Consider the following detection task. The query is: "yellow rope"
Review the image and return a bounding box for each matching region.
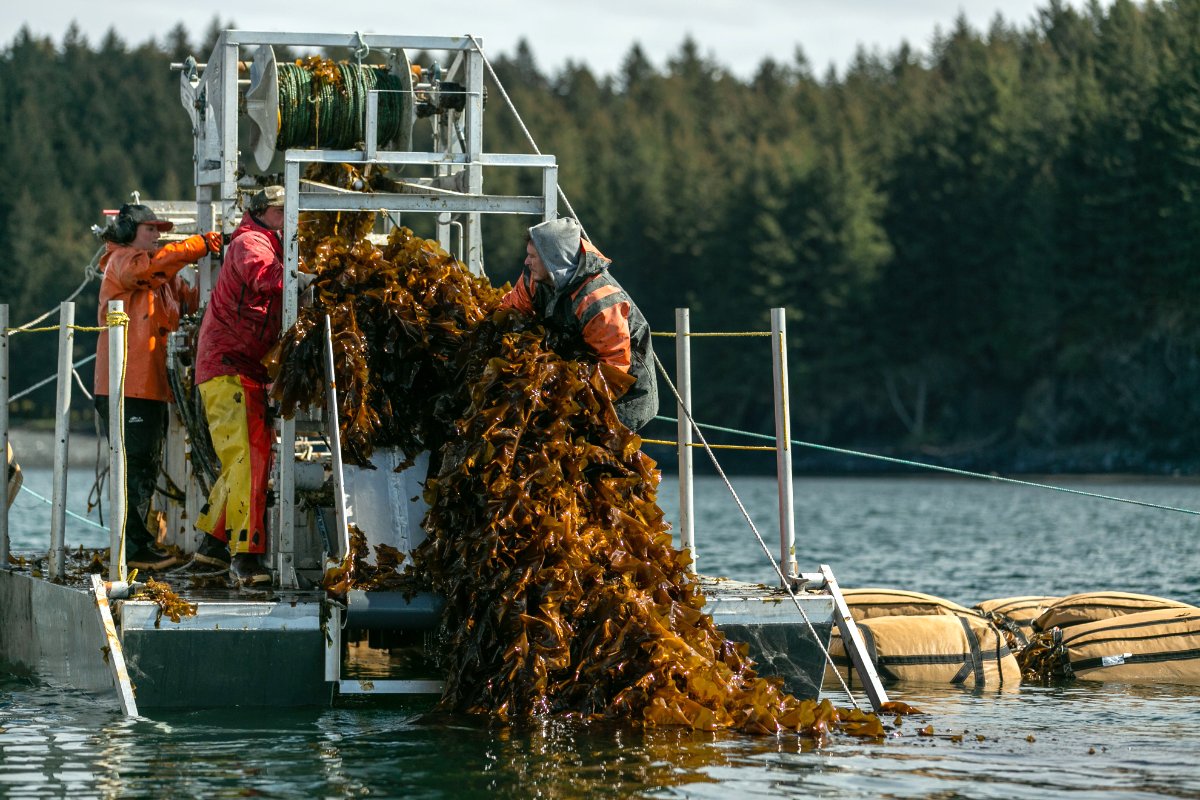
[5,320,123,335]
[651,331,772,338]
[641,438,777,452]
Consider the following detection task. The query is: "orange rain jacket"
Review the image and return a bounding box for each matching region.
[93,237,206,402]
[501,238,658,431]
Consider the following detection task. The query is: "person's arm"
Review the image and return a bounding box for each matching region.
[232,233,284,297]
[499,271,536,314]
[579,297,633,372]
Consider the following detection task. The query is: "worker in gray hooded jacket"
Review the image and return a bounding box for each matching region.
[500,217,659,431]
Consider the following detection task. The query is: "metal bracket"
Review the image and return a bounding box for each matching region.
[90,574,139,717]
[820,564,890,712]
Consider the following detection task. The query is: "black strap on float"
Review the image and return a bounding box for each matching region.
[1074,646,1200,672]
[950,616,985,686]
[846,624,882,687]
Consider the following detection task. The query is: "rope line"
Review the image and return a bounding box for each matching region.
[650,415,1200,517]
[8,245,104,333]
[641,438,775,452]
[652,331,772,338]
[465,35,586,238]
[8,355,97,405]
[14,483,107,530]
[7,323,109,335]
[462,31,857,704]
[651,352,864,708]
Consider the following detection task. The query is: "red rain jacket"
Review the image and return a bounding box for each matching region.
[195,212,284,385]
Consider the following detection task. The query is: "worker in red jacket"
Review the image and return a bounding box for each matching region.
[94,204,220,572]
[191,186,288,587]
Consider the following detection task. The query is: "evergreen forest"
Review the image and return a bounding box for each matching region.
[2,0,1199,474]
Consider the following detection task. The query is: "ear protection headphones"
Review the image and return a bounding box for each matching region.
[100,205,139,245]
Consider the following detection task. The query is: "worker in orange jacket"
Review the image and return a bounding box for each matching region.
[500,217,658,431]
[94,204,221,572]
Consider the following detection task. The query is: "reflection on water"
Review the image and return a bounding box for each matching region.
[3,473,1200,797]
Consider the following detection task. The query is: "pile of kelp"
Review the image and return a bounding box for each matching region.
[271,201,895,736]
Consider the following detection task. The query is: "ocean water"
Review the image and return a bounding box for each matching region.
[3,467,1200,799]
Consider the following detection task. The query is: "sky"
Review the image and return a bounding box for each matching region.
[6,0,1087,78]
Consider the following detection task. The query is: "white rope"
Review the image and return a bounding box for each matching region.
[465,35,588,240]
[14,483,107,531]
[651,351,864,709]
[11,245,104,332]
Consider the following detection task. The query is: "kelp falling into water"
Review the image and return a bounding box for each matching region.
[271,211,900,737]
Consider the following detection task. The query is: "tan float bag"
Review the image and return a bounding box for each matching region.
[842,587,979,622]
[1025,608,1200,685]
[827,613,1022,689]
[975,595,1061,650]
[1032,592,1196,633]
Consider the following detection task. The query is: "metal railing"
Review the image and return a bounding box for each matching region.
[0,301,129,582]
[645,307,798,580]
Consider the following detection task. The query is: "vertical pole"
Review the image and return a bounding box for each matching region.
[1,305,9,570]
[277,157,302,589]
[464,42,485,275]
[365,90,379,161]
[542,165,559,222]
[49,302,74,581]
[675,309,696,574]
[107,301,127,582]
[771,307,798,582]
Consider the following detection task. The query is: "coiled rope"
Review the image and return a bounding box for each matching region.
[277,59,405,150]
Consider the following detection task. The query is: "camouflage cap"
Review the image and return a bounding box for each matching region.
[248,185,285,213]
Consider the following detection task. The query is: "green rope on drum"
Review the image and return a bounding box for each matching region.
[276,60,404,152]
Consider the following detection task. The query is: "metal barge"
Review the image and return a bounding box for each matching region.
[0,30,882,716]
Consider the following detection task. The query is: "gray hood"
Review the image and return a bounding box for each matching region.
[529,218,582,291]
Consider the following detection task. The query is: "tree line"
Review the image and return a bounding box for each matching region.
[2,1,1198,473]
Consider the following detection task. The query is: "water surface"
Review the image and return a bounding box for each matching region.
[3,469,1199,798]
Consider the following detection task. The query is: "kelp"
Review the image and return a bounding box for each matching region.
[273,203,904,737]
[270,220,504,465]
[139,579,198,625]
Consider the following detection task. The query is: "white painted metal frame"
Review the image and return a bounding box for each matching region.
[771,308,798,581]
[106,301,127,582]
[674,309,695,573]
[48,303,73,581]
[186,30,562,588]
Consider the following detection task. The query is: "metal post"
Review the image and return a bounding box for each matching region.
[48,302,74,581]
[276,157,302,588]
[542,165,559,222]
[1,305,9,570]
[365,90,379,161]
[464,43,485,274]
[675,308,696,574]
[107,301,127,582]
[770,308,798,581]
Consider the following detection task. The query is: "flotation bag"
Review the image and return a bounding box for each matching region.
[1031,592,1197,633]
[1020,608,1200,685]
[842,587,980,622]
[827,613,1021,689]
[5,442,20,508]
[974,595,1060,650]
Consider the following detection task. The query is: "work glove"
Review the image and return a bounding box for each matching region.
[204,231,223,253]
